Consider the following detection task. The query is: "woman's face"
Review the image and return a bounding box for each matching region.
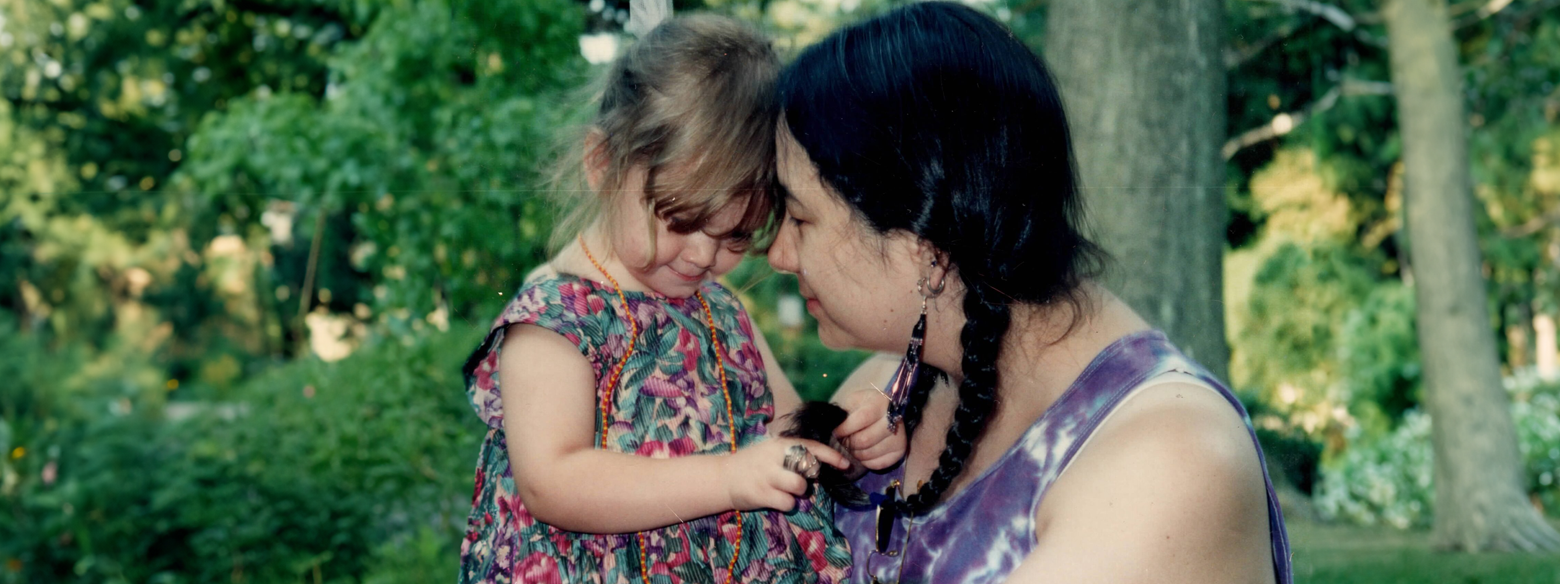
[768,125,927,352]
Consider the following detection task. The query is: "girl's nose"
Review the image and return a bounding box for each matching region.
[684,235,718,269]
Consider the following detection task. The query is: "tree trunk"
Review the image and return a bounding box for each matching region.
[1044,0,1229,381]
[1383,0,1560,552]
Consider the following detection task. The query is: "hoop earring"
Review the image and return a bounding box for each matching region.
[884,261,944,432]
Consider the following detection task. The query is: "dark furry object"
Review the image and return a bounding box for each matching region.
[779,401,871,508]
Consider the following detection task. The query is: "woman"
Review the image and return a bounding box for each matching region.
[768,3,1291,583]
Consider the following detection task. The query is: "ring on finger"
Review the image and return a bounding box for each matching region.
[796,454,820,479]
[783,444,820,480]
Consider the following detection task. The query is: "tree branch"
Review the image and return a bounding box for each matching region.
[295,210,326,352]
[1226,18,1307,69]
[1222,79,1393,159]
[1459,0,1560,29]
[1502,208,1560,238]
[1453,0,1516,28]
[1251,0,1358,29]
[1247,0,1387,46]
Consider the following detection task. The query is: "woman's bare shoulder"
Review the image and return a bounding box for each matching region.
[1023,380,1275,584]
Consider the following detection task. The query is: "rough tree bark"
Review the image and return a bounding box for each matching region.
[1045,0,1230,380]
[1383,0,1560,552]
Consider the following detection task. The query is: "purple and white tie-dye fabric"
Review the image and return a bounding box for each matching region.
[836,330,1292,584]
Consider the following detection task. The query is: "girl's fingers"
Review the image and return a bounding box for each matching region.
[861,452,902,471]
[834,401,884,437]
[768,493,798,512]
[843,423,893,452]
[853,437,902,463]
[796,439,850,469]
[776,472,808,497]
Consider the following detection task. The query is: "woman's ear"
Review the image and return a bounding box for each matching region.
[583,128,609,192]
[921,242,953,295]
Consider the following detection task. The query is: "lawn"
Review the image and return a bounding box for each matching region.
[1290,519,1560,584]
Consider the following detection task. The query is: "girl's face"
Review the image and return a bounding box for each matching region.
[605,164,751,298]
[767,125,927,351]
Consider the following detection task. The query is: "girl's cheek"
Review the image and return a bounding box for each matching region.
[712,250,742,276]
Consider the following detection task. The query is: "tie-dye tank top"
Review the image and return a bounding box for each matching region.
[835,330,1292,584]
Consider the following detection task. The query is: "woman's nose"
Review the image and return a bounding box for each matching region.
[767,222,799,274]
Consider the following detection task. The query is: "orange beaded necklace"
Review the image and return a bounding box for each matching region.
[579,237,744,584]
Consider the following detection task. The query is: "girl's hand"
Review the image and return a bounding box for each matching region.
[723,439,850,512]
[833,388,908,470]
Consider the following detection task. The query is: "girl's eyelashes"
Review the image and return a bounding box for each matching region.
[723,231,754,252]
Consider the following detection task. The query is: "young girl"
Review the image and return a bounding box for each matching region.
[458,14,890,584]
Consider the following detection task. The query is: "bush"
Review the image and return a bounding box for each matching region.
[1314,393,1560,528]
[1514,393,1560,513]
[1313,410,1434,528]
[2,324,485,583]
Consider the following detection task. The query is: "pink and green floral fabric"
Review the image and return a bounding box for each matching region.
[458,273,851,584]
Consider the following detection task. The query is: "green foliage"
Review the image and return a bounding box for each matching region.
[1218,2,1560,529]
[175,0,586,337]
[360,526,461,584]
[1337,283,1421,432]
[0,0,371,353]
[1232,240,1381,434]
[1,322,485,583]
[1314,410,1434,529]
[1315,392,1560,529]
[1515,393,1560,513]
[5,0,1560,572]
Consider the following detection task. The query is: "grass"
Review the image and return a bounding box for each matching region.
[1290,519,1560,584]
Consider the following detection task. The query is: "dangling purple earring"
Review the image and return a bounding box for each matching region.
[885,260,944,433]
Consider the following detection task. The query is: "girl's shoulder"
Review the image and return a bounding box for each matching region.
[493,270,614,331]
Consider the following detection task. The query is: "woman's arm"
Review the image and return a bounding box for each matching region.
[1004,382,1277,584]
[499,324,847,534]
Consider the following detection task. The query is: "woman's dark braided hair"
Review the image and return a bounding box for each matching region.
[778,1,1106,516]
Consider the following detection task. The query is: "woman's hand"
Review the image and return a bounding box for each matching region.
[722,439,850,512]
[833,387,907,470]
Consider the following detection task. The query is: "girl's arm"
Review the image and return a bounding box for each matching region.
[499,323,847,534]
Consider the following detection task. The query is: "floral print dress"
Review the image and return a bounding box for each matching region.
[458,273,851,584]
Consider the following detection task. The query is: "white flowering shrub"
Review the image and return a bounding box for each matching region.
[1315,394,1560,528]
[1314,410,1434,528]
[1514,393,1560,512]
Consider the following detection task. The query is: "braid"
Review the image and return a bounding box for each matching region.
[898,280,1009,516]
[778,0,1107,520]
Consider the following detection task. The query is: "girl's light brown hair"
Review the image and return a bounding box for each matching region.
[548,14,783,254]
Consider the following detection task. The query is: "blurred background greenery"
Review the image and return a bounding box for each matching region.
[3,0,1560,581]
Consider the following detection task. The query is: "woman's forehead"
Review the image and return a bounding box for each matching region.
[775,130,825,205]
